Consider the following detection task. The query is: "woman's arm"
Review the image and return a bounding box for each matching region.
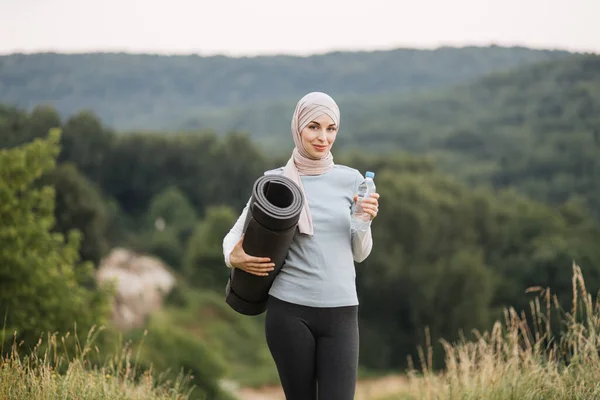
[222,197,251,268]
[223,168,284,269]
[352,227,373,263]
[350,170,375,263]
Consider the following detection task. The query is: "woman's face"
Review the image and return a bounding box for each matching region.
[299,113,338,159]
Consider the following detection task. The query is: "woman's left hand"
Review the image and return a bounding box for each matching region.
[353,192,380,220]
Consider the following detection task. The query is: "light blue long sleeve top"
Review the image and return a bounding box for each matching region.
[222,164,373,308]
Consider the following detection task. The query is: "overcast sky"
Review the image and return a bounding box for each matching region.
[1,0,598,56]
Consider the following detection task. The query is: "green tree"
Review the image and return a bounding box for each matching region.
[26,105,62,143]
[146,186,197,236]
[355,163,600,371]
[135,186,198,270]
[184,205,237,290]
[0,129,110,346]
[356,169,495,370]
[102,132,267,217]
[0,104,62,149]
[58,110,114,184]
[129,321,236,400]
[101,133,220,216]
[140,229,185,271]
[42,162,109,266]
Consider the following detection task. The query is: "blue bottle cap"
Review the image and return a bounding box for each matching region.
[366,171,375,179]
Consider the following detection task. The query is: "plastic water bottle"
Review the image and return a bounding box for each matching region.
[351,171,376,232]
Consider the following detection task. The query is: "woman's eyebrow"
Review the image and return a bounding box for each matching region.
[309,121,337,127]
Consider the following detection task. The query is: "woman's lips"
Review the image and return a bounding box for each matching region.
[313,144,327,151]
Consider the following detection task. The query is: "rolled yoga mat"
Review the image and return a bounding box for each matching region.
[225,174,304,316]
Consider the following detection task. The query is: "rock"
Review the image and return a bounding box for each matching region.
[97,247,176,330]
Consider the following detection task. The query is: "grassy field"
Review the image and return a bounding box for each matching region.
[0,325,193,400]
[2,262,599,399]
[377,262,600,400]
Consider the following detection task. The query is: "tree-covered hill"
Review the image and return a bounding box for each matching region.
[0,46,570,130]
[183,53,600,217]
[352,53,600,216]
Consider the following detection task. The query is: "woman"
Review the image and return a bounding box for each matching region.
[222,92,379,399]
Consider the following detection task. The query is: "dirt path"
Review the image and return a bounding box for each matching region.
[232,374,408,400]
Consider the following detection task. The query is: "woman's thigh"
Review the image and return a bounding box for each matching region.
[265,296,318,400]
[315,305,359,400]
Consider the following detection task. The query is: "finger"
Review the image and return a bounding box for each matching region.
[365,204,378,214]
[245,255,272,263]
[245,265,275,275]
[245,262,276,270]
[244,269,270,277]
[370,193,380,200]
[361,202,378,210]
[365,209,377,219]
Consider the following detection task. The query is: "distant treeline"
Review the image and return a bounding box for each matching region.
[0,46,570,129]
[183,54,600,220]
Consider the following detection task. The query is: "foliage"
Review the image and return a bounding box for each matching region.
[0,104,61,148]
[0,130,111,346]
[101,132,268,217]
[133,186,199,270]
[184,205,238,290]
[355,165,600,371]
[42,162,109,266]
[204,54,600,218]
[58,110,115,185]
[379,264,600,400]
[0,46,569,130]
[126,320,236,400]
[147,186,197,236]
[139,228,186,271]
[156,284,280,388]
[2,49,600,388]
[0,326,194,400]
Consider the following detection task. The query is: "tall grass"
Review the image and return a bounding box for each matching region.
[5,262,599,399]
[0,325,195,400]
[381,262,600,400]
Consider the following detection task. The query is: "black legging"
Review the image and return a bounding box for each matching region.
[265,295,359,400]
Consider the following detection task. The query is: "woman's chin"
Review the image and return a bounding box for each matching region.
[312,151,330,160]
[301,144,332,160]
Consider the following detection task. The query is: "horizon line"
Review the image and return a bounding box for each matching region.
[1,41,598,58]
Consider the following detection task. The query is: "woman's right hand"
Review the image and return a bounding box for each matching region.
[229,234,275,276]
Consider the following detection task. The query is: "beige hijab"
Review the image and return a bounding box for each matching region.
[282,92,340,235]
